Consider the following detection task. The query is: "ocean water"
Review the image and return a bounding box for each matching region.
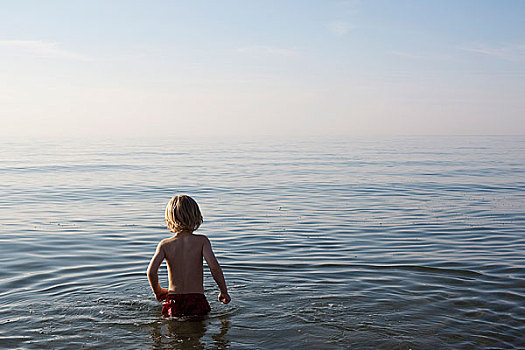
[0,135,524,349]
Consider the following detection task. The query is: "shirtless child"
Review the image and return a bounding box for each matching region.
[147,195,230,318]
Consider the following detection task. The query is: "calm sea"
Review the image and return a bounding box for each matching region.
[0,136,524,349]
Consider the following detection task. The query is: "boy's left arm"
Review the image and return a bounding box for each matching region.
[147,242,168,302]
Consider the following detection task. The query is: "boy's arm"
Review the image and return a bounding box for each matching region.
[203,237,231,304]
[147,241,168,302]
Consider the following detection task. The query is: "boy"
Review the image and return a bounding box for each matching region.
[147,195,230,318]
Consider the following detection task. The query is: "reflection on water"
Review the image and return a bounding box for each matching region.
[150,317,231,350]
[0,136,524,349]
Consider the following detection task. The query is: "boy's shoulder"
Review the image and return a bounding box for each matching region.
[157,236,178,249]
[190,233,210,243]
[159,233,209,246]
[159,237,174,245]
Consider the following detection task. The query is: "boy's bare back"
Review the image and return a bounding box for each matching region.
[148,230,229,301]
[161,232,206,293]
[158,232,220,294]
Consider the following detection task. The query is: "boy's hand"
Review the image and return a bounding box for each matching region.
[155,288,169,302]
[218,291,231,304]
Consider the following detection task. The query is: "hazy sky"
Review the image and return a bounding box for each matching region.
[1,0,524,138]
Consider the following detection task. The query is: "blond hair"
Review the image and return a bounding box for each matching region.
[165,195,203,232]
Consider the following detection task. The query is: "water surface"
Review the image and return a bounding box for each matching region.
[1,136,524,349]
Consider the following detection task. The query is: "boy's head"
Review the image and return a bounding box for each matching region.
[165,195,203,233]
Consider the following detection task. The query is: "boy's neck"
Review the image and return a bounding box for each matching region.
[174,229,193,237]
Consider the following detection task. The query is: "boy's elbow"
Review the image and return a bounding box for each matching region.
[146,267,157,278]
[209,264,221,273]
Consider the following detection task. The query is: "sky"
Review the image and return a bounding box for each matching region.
[0,0,524,138]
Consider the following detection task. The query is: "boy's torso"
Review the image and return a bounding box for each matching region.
[162,233,206,294]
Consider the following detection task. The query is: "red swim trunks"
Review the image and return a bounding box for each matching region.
[162,293,211,318]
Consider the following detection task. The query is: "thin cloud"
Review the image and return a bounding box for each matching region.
[389,50,458,63]
[0,40,90,61]
[326,20,353,37]
[390,51,424,59]
[460,43,525,62]
[335,0,360,15]
[237,45,299,58]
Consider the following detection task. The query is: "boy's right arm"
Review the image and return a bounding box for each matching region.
[147,241,168,302]
[203,236,231,304]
